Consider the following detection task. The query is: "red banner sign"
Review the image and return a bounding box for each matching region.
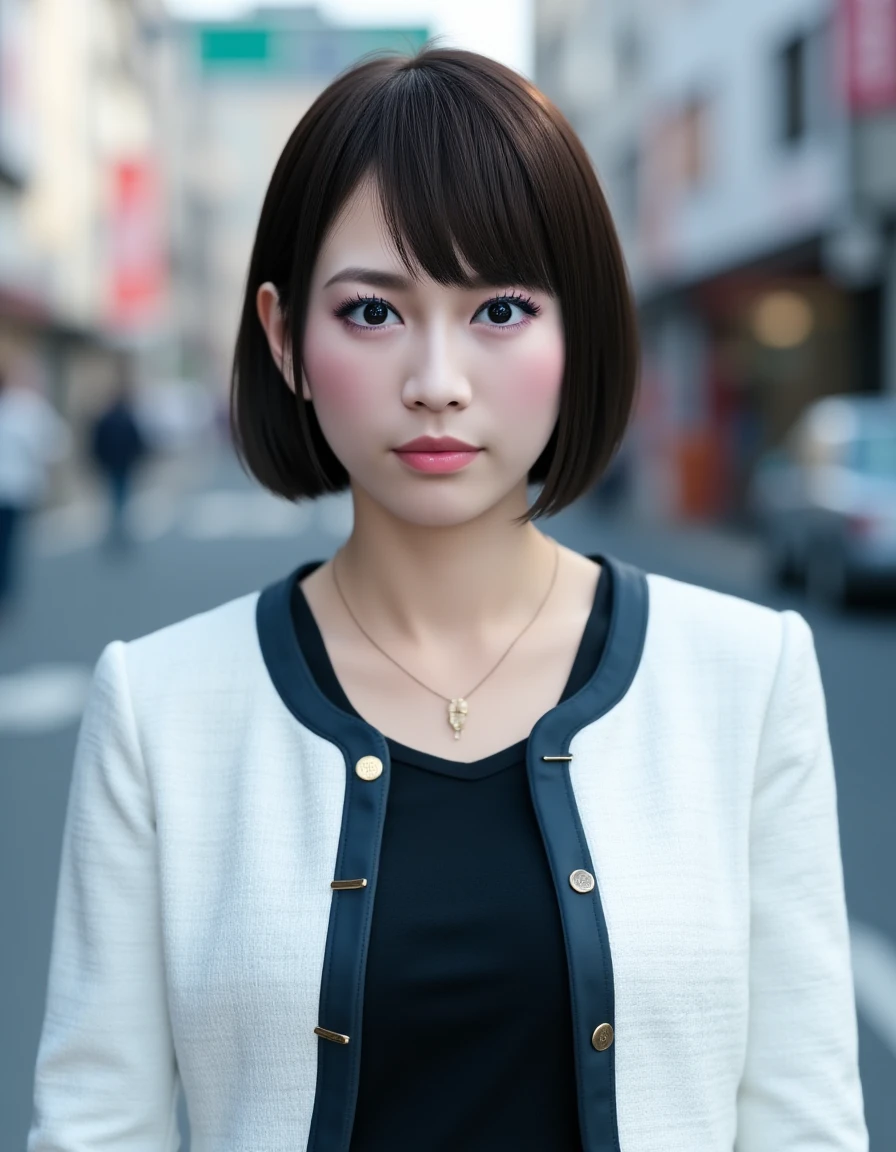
[843,0,896,111]
[106,158,167,331]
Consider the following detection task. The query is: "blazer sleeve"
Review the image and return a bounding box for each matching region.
[735,609,868,1150]
[27,641,181,1151]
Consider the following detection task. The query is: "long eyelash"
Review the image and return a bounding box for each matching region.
[333,292,387,318]
[481,291,541,317]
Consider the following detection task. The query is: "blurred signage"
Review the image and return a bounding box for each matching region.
[198,25,429,78]
[843,0,896,111]
[106,159,167,332]
[0,0,33,184]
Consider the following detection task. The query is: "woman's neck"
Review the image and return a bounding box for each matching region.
[334,484,557,648]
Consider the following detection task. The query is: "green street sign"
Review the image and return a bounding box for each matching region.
[198,25,430,77]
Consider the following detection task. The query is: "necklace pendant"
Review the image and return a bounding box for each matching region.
[448,697,468,739]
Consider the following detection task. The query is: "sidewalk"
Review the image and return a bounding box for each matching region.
[32,439,219,556]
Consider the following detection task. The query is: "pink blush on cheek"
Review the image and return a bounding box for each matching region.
[301,340,377,412]
[501,344,564,410]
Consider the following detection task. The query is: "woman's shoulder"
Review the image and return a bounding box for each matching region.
[75,587,276,777]
[642,567,791,678]
[645,568,780,625]
[114,586,267,706]
[129,586,260,657]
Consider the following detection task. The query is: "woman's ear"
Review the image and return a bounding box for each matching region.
[256,282,297,395]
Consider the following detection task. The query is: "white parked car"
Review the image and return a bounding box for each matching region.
[748,394,896,607]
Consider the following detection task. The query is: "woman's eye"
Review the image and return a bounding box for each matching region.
[335,291,540,332]
[335,296,401,330]
[473,295,540,328]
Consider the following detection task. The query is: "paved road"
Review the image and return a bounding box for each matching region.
[2,445,894,1148]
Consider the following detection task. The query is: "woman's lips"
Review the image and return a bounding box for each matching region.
[392,448,482,474]
[392,434,482,473]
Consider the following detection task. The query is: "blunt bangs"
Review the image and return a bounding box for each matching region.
[231,47,639,520]
[359,71,557,296]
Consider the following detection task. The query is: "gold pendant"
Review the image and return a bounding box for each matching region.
[448,697,468,740]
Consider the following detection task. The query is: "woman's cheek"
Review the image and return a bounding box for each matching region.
[502,341,564,417]
[302,332,383,417]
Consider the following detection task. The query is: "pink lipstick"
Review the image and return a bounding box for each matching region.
[393,436,482,474]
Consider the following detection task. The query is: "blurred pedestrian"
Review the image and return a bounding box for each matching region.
[89,363,149,550]
[0,365,72,621]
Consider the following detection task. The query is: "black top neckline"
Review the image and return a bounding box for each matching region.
[256,549,649,787]
[289,555,613,780]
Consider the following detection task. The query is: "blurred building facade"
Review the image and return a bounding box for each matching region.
[164,8,429,397]
[0,2,432,494]
[0,0,170,464]
[537,0,896,522]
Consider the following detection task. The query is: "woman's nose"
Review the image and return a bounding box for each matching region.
[400,328,473,411]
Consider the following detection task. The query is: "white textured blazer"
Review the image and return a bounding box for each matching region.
[27,552,868,1152]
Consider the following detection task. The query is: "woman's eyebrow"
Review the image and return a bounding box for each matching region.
[322,266,492,291]
[323,267,409,290]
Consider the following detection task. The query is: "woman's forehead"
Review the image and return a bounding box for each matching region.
[321,182,397,258]
[318,181,480,287]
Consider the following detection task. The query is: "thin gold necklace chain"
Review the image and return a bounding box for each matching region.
[330,537,560,706]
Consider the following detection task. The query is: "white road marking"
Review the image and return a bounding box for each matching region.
[32,479,357,553]
[0,664,93,734]
[33,503,106,556]
[128,489,179,542]
[181,491,312,538]
[851,919,896,1058]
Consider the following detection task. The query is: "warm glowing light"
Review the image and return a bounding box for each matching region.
[752,290,814,349]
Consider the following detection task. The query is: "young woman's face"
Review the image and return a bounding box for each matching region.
[283,180,564,528]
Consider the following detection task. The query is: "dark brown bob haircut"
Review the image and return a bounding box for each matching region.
[231,45,639,522]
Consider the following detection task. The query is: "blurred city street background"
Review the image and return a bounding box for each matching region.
[1,0,895,1147]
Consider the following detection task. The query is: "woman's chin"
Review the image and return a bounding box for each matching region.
[352,479,528,530]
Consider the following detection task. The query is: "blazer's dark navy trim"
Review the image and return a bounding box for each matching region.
[256,551,649,1152]
[526,554,648,1152]
[257,568,390,1152]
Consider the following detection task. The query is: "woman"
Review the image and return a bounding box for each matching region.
[28,48,867,1151]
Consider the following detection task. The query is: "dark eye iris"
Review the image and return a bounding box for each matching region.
[487,300,513,324]
[363,301,389,325]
